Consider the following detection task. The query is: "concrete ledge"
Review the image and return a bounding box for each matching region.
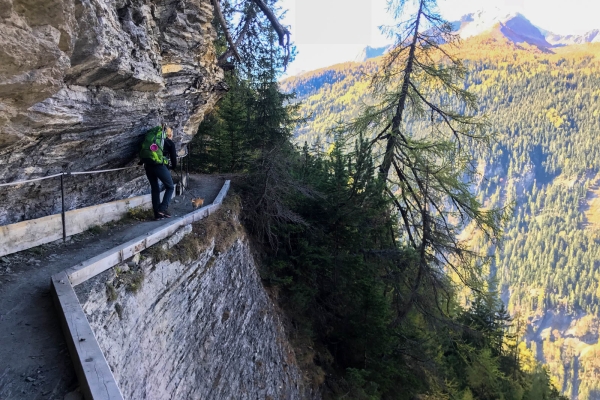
[0,191,171,257]
[51,180,231,400]
[213,180,230,205]
[0,213,63,257]
[51,272,124,400]
[64,192,169,237]
[67,202,220,287]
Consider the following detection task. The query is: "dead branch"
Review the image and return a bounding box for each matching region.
[218,7,256,66]
[250,0,291,65]
[211,0,242,63]
[250,0,290,47]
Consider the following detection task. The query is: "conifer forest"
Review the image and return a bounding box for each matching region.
[190,0,600,398]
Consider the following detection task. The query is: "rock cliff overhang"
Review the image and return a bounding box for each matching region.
[0,0,227,225]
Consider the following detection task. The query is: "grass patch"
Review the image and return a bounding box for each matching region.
[191,194,243,254]
[148,194,244,264]
[125,270,144,293]
[87,225,103,235]
[122,270,145,293]
[145,244,171,263]
[107,265,145,298]
[127,206,154,221]
[172,234,202,263]
[106,283,118,302]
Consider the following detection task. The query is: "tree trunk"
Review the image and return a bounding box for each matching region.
[379,0,424,180]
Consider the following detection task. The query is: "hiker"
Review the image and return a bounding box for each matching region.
[140,126,178,220]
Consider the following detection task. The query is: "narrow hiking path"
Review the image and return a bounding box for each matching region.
[0,174,226,400]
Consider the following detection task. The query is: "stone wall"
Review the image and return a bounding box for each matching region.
[76,206,314,399]
[0,0,226,225]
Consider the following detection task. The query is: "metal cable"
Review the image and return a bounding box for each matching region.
[0,152,190,187]
[69,166,140,175]
[0,167,140,187]
[0,173,64,187]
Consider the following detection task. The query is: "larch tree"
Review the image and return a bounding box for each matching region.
[350,0,505,323]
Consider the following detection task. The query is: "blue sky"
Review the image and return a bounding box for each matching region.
[279,0,600,76]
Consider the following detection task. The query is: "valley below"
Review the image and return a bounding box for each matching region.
[282,32,600,399]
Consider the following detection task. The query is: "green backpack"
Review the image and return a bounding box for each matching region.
[139,126,168,165]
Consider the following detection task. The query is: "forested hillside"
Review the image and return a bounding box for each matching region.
[281,35,600,399]
[191,4,570,394]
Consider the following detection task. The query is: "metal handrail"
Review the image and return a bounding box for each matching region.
[1,147,192,242]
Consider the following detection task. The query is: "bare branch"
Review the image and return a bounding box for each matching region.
[211,0,242,63]
[218,7,256,65]
[408,81,464,149]
[250,0,291,65]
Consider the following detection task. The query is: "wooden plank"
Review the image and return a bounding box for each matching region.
[67,243,136,286]
[66,217,182,286]
[0,214,63,256]
[66,218,183,286]
[65,194,154,237]
[0,193,155,257]
[51,272,124,400]
[192,206,209,223]
[144,217,186,248]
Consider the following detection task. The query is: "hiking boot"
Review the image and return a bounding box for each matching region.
[158,210,172,218]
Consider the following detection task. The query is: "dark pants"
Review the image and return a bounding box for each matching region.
[144,163,174,216]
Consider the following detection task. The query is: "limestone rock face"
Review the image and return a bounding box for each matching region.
[79,226,312,399]
[0,0,226,225]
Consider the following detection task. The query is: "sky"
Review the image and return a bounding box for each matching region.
[279,0,600,77]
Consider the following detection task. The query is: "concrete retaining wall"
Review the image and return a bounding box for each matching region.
[51,181,230,400]
[80,235,306,400]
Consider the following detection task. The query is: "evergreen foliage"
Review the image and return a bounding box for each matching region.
[282,36,600,399]
[191,1,568,398]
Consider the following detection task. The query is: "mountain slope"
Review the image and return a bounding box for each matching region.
[354,45,389,62]
[450,10,599,50]
[456,11,551,48]
[282,39,600,400]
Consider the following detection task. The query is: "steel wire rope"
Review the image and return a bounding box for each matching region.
[0,166,142,187]
[0,173,64,187]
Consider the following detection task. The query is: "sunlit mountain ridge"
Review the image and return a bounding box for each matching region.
[348,10,600,66]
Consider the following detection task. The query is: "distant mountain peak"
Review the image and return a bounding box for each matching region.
[456,10,537,36]
[543,29,600,46]
[354,45,390,62]
[452,10,600,49]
